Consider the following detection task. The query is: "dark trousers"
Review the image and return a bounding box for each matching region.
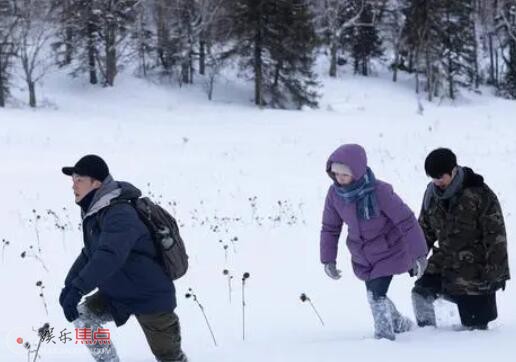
[413,274,497,327]
[366,275,393,300]
[81,292,185,361]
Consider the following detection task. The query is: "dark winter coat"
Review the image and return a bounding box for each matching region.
[419,167,510,295]
[64,176,176,326]
[320,144,428,281]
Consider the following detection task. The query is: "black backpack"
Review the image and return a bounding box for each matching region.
[99,197,189,281]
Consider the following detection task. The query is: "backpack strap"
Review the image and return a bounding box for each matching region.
[94,198,132,230]
[94,198,159,261]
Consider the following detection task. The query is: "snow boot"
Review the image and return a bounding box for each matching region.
[74,302,120,362]
[411,288,436,327]
[386,297,414,333]
[368,292,395,341]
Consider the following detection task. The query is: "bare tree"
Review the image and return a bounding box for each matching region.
[202,44,227,100]
[378,0,404,82]
[197,1,232,100]
[16,0,53,107]
[314,0,379,77]
[154,0,227,86]
[498,1,516,41]
[495,0,516,96]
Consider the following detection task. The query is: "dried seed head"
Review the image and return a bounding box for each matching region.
[37,323,50,339]
[20,252,26,258]
[242,272,250,280]
[222,269,229,275]
[185,293,192,299]
[300,293,308,302]
[36,281,42,287]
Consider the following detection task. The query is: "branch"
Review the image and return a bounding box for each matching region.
[500,5,516,42]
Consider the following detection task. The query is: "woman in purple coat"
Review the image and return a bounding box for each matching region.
[320,144,428,340]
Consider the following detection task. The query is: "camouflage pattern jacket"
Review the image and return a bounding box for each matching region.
[419,167,510,295]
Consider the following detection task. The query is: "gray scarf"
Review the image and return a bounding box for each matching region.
[81,175,121,219]
[423,166,464,210]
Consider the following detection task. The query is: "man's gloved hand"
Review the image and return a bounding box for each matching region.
[59,286,70,308]
[61,286,83,322]
[409,257,428,279]
[324,262,342,280]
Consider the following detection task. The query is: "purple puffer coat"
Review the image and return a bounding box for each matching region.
[320,144,428,281]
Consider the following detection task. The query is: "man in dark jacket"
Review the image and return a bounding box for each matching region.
[413,148,510,330]
[59,155,187,362]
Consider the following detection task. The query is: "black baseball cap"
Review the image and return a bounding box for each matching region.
[62,155,109,182]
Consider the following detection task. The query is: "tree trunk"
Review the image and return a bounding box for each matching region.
[156,0,169,69]
[181,61,189,84]
[488,32,495,84]
[408,50,414,72]
[199,40,206,76]
[64,26,73,65]
[254,41,263,106]
[189,50,194,84]
[28,80,36,107]
[138,9,147,77]
[254,14,264,106]
[105,23,117,87]
[87,20,98,85]
[425,49,433,102]
[473,19,480,88]
[329,42,337,77]
[448,53,454,99]
[415,47,420,93]
[495,49,499,87]
[63,0,73,65]
[0,75,5,107]
[392,48,399,82]
[273,62,281,87]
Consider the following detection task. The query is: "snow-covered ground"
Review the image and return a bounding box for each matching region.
[1,68,515,361]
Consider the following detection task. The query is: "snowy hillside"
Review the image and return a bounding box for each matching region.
[1,69,515,361]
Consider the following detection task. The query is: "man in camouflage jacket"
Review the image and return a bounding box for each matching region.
[412,148,510,330]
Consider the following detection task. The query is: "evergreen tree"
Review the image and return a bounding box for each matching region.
[440,0,477,98]
[54,0,138,86]
[402,0,477,99]
[268,0,319,108]
[231,0,319,108]
[344,1,383,76]
[50,0,77,67]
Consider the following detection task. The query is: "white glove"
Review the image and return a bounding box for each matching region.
[409,257,428,279]
[324,262,342,280]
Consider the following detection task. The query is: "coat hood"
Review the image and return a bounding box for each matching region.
[326,144,368,181]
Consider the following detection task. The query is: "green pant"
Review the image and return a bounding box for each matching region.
[78,292,186,362]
